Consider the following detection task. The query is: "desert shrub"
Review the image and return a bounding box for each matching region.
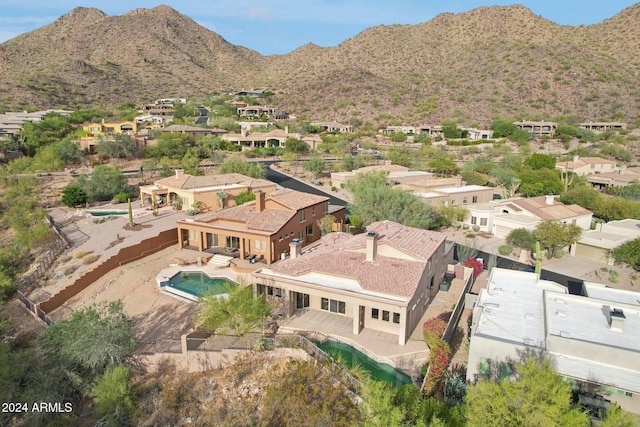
[553,249,565,259]
[73,250,88,259]
[112,192,129,204]
[82,253,98,265]
[498,245,513,256]
[471,225,480,232]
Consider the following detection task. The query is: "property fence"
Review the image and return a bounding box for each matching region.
[442,272,475,344]
[182,330,362,393]
[17,290,54,326]
[37,228,178,314]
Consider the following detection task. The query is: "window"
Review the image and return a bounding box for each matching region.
[324,202,329,213]
[322,298,345,314]
[393,313,400,324]
[312,206,316,216]
[300,210,306,222]
[471,216,477,225]
[267,286,282,297]
[188,230,197,241]
[306,225,313,235]
[372,308,379,319]
[480,218,487,226]
[275,288,282,297]
[451,200,456,205]
[463,197,468,204]
[296,292,309,309]
[472,195,478,203]
[279,236,283,242]
[299,230,304,240]
[382,310,390,321]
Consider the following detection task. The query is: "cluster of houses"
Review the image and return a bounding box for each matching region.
[152,167,639,414]
[3,98,640,414]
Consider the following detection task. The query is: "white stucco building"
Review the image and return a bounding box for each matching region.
[468,268,640,414]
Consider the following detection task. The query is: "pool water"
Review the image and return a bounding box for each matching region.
[166,272,237,298]
[88,211,128,216]
[315,340,413,388]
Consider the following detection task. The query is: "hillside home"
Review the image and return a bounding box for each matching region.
[468,268,640,414]
[330,162,411,187]
[379,125,417,135]
[252,220,454,345]
[176,189,345,264]
[311,121,353,133]
[555,156,618,177]
[159,125,227,138]
[513,121,557,137]
[414,185,496,208]
[139,170,276,212]
[574,219,640,265]
[222,127,302,150]
[0,110,72,138]
[464,195,593,238]
[465,128,494,140]
[587,166,640,189]
[79,119,137,152]
[577,122,627,133]
[236,105,288,120]
[141,102,174,116]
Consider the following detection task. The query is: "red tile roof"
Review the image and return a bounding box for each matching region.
[270,221,446,298]
[510,196,591,221]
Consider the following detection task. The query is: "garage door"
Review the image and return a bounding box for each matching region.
[493,225,511,239]
[575,243,609,264]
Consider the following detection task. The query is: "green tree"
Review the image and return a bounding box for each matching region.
[218,157,266,179]
[76,165,130,201]
[442,120,462,139]
[518,168,564,197]
[460,171,488,186]
[91,364,135,426]
[19,112,74,155]
[506,228,536,252]
[53,139,83,163]
[341,154,365,171]
[489,168,521,198]
[611,237,640,270]
[234,189,256,206]
[284,137,309,154]
[61,185,88,207]
[465,356,589,427]
[39,301,135,378]
[491,118,518,138]
[317,214,337,235]
[593,196,640,221]
[361,379,404,427]
[96,134,137,159]
[181,148,202,176]
[387,147,413,167]
[601,404,638,427]
[303,156,326,179]
[197,282,271,336]
[347,171,441,229]
[524,153,556,170]
[428,158,458,176]
[533,220,582,258]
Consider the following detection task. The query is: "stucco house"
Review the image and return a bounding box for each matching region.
[139,169,276,212]
[252,220,455,345]
[556,156,618,177]
[464,195,593,238]
[468,268,640,414]
[176,189,346,264]
[574,219,640,265]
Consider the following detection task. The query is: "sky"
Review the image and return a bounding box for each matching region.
[0,1,638,55]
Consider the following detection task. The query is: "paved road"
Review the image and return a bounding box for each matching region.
[261,161,348,206]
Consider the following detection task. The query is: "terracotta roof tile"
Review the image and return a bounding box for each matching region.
[268,188,328,210]
[270,221,446,298]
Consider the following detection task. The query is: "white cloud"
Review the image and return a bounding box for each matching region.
[247,5,275,22]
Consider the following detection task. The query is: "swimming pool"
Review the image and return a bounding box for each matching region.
[163,272,238,301]
[315,340,413,388]
[88,211,128,216]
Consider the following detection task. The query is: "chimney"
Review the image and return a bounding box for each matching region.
[289,238,302,260]
[573,155,579,163]
[545,194,555,205]
[610,308,625,331]
[366,231,378,262]
[255,190,265,213]
[175,168,184,179]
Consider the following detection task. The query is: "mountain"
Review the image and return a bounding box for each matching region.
[1,4,639,127]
